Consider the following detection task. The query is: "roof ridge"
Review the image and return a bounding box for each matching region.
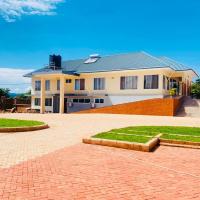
[141,52,170,66]
[62,51,146,62]
[159,56,190,68]
[97,51,144,58]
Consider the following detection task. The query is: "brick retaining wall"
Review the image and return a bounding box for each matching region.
[77,97,184,116]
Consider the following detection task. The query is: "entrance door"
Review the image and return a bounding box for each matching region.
[64,98,68,113]
[53,96,60,113]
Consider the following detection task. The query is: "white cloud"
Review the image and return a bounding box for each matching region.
[0,68,32,93]
[0,0,64,22]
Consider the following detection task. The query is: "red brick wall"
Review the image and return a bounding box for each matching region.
[77,97,184,116]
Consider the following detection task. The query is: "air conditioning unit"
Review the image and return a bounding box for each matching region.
[68,102,73,107]
[91,103,96,108]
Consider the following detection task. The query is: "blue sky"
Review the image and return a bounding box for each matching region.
[0,0,200,92]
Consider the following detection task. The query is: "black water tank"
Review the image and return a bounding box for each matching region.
[49,54,62,69]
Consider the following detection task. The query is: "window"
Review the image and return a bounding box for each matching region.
[57,80,60,91]
[85,99,91,103]
[66,79,72,83]
[144,75,159,89]
[45,80,50,91]
[120,76,138,89]
[75,79,85,90]
[100,99,104,103]
[34,98,40,106]
[73,98,91,103]
[167,78,170,90]
[73,99,78,103]
[45,98,52,106]
[79,99,84,103]
[170,79,178,89]
[163,75,166,90]
[95,98,104,104]
[35,80,41,91]
[94,78,105,90]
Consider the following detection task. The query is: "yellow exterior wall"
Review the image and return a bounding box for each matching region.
[31,68,194,98]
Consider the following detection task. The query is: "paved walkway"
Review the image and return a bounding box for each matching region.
[177,97,200,117]
[0,113,200,199]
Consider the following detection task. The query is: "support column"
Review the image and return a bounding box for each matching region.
[59,76,65,114]
[159,74,163,91]
[185,79,188,96]
[40,78,45,114]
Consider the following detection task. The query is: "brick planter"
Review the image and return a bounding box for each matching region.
[83,135,160,152]
[83,133,200,151]
[160,138,200,147]
[0,124,49,133]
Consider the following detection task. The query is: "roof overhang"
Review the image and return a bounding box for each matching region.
[24,70,80,78]
[176,69,199,78]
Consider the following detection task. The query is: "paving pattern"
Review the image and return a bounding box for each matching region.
[0,113,200,199]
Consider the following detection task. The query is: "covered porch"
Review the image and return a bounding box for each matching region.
[35,74,79,114]
[163,68,193,97]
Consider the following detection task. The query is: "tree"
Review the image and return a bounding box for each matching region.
[191,79,200,99]
[0,88,11,110]
[16,89,31,100]
[0,88,10,98]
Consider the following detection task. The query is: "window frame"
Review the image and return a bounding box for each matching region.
[34,98,40,106]
[95,98,104,104]
[75,79,85,90]
[35,80,41,91]
[94,78,105,90]
[66,79,72,83]
[72,98,91,103]
[120,76,138,90]
[57,80,60,91]
[45,80,50,91]
[144,75,159,89]
[45,98,52,106]
[163,75,166,90]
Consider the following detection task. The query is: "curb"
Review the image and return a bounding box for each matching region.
[0,124,49,133]
[82,136,160,152]
[160,142,200,149]
[160,138,200,147]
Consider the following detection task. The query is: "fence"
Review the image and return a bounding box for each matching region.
[0,97,31,112]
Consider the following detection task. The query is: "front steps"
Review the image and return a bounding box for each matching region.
[177,97,200,117]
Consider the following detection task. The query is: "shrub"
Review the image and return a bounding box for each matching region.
[191,79,200,99]
[169,88,176,96]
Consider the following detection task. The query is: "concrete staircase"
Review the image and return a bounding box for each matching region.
[177,97,200,117]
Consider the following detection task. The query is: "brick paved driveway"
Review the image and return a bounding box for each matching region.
[0,113,200,199]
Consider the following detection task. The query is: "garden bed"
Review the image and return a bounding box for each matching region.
[0,118,49,132]
[83,126,200,151]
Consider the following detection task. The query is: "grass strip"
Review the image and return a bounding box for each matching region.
[92,132,152,143]
[161,134,200,143]
[0,118,45,128]
[93,126,200,144]
[124,126,200,136]
[109,131,154,138]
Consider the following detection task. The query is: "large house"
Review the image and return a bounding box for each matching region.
[24,51,198,114]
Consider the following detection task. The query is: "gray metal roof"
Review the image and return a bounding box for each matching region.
[24,51,197,77]
[158,56,190,71]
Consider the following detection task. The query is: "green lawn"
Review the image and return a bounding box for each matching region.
[92,131,152,143]
[161,133,200,143]
[0,118,45,128]
[92,126,200,143]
